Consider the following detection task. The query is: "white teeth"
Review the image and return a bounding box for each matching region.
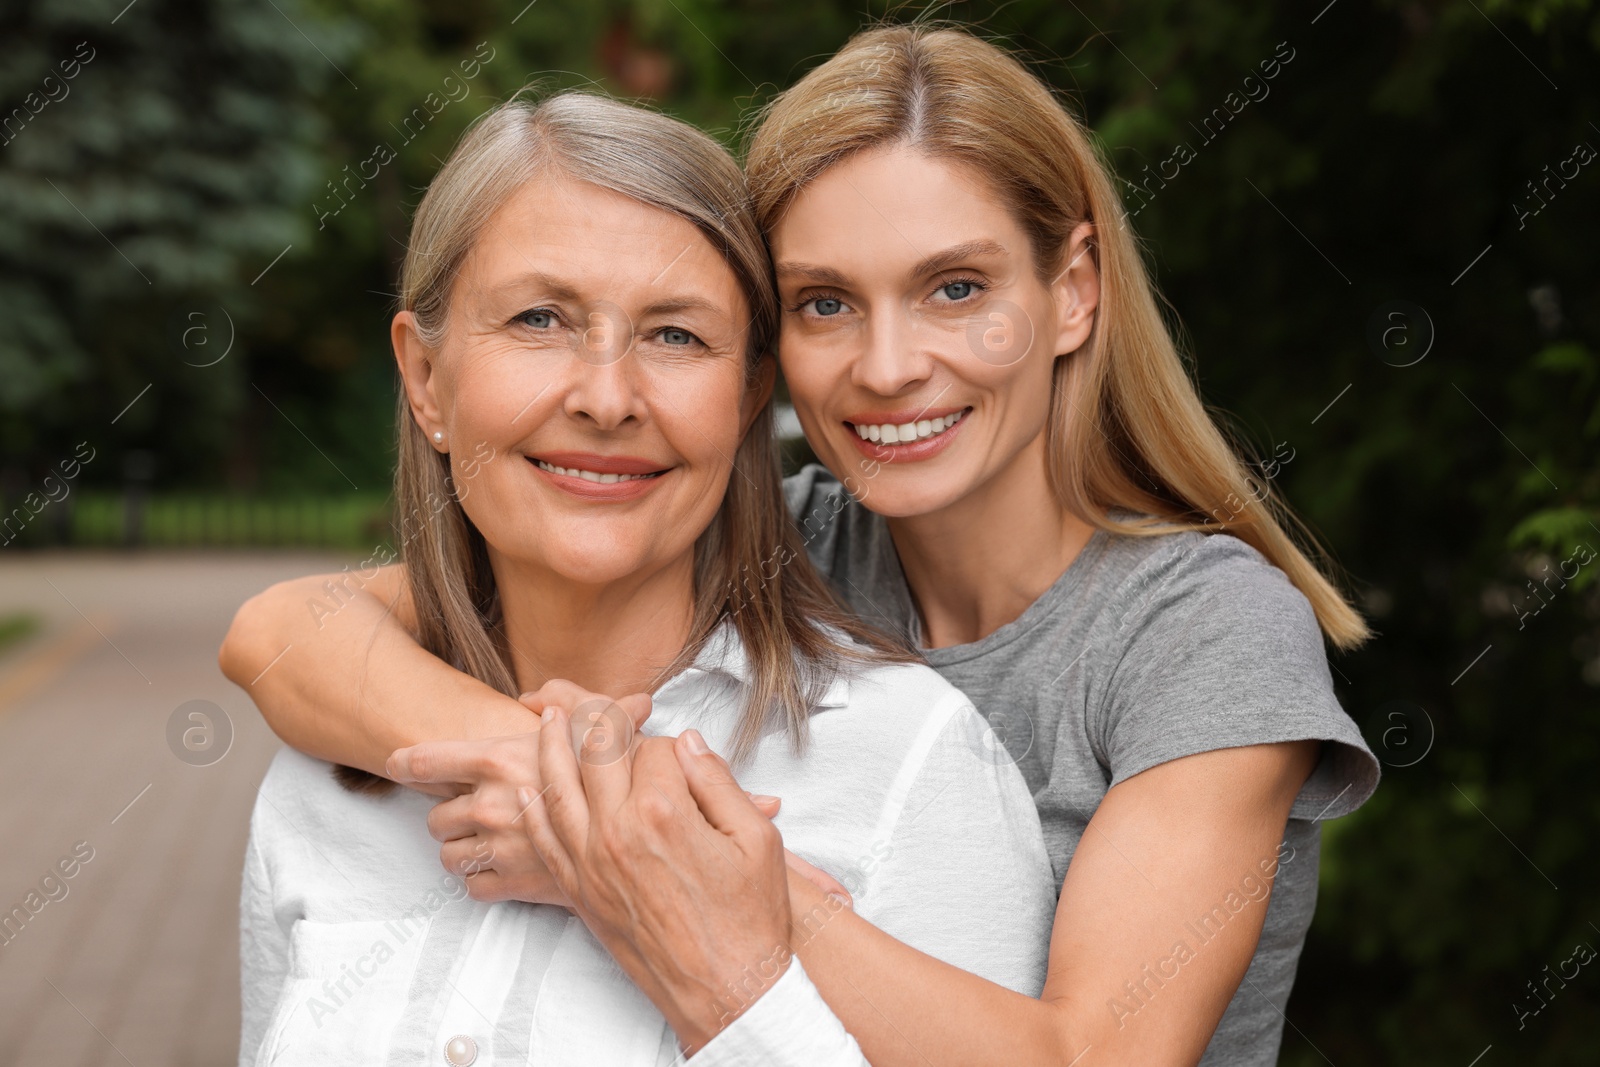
[851,409,967,445]
[535,460,661,483]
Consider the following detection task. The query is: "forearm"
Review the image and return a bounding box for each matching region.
[668,870,1068,1066]
[782,874,1072,1067]
[219,566,533,776]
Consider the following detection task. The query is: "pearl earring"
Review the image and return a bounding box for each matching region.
[432,431,444,444]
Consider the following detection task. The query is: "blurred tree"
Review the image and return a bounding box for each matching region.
[0,0,342,491]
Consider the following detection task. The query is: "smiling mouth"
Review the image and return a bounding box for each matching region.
[532,459,667,484]
[846,408,970,445]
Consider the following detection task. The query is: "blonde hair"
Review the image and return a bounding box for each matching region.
[745,25,1369,650]
[343,91,911,793]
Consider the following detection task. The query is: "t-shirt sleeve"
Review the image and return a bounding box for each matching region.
[1093,532,1380,822]
[852,696,1058,995]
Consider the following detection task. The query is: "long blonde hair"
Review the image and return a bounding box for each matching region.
[745,25,1369,649]
[363,91,911,789]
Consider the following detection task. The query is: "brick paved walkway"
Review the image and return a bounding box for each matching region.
[0,551,350,1067]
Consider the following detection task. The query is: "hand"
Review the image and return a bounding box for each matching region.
[520,707,849,1051]
[386,680,654,905]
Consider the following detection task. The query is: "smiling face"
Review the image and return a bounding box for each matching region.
[771,144,1095,519]
[394,173,766,588]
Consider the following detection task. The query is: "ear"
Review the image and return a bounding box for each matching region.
[738,355,778,438]
[1051,221,1100,359]
[392,311,448,450]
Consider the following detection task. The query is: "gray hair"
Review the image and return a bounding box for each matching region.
[339,90,912,797]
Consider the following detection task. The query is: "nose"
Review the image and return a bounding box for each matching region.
[562,315,644,429]
[851,308,933,397]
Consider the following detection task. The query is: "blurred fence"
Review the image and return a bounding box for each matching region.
[0,493,392,550]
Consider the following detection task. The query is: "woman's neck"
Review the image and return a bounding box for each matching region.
[886,433,1097,650]
[490,553,698,697]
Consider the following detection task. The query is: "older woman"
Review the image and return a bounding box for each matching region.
[234,91,1054,1066]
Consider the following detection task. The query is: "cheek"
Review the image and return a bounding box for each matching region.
[982,355,1058,447]
[660,361,749,459]
[776,333,839,418]
[445,345,557,445]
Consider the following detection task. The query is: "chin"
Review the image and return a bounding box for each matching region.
[478,523,653,583]
[848,470,971,520]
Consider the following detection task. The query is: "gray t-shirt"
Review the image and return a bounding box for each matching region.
[784,464,1379,1066]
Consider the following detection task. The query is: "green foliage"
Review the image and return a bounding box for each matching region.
[0,0,338,479]
[0,611,41,655]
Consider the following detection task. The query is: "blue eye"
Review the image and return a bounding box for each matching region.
[938,281,976,301]
[813,297,844,316]
[660,327,695,346]
[517,308,556,328]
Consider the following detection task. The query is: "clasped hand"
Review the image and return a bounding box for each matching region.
[385,678,849,912]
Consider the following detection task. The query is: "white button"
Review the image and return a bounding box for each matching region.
[444,1034,477,1066]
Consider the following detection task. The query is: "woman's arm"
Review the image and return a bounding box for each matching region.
[782,741,1318,1066]
[526,718,1317,1067]
[218,564,536,778]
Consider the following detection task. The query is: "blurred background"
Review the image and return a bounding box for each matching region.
[0,0,1596,1063]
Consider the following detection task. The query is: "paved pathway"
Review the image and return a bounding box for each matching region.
[0,551,352,1067]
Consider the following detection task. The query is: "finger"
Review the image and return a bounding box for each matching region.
[441,836,494,879]
[518,679,592,714]
[749,792,781,819]
[426,794,481,843]
[518,784,581,900]
[617,692,652,730]
[387,739,489,786]
[537,706,591,847]
[570,696,639,815]
[631,737,714,840]
[784,849,851,906]
[410,779,469,800]
[459,869,511,903]
[673,729,769,835]
[522,680,649,732]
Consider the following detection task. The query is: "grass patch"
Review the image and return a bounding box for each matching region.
[0,613,41,655]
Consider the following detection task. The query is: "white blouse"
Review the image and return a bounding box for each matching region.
[239,625,1057,1066]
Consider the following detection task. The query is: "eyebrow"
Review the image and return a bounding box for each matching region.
[911,239,1009,278]
[639,297,727,320]
[480,275,726,320]
[776,239,1011,288]
[481,270,582,303]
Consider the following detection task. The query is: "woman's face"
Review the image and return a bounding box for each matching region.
[394,174,766,587]
[771,144,1096,518]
